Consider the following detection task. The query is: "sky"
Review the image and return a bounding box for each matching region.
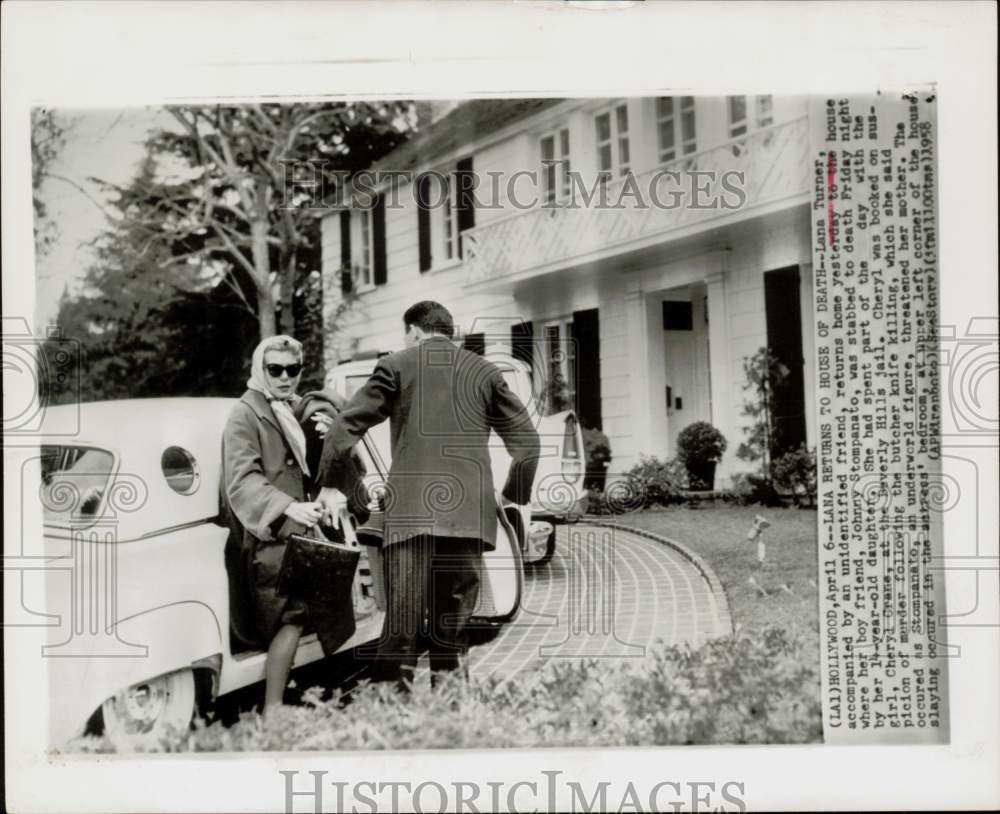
[34,107,169,326]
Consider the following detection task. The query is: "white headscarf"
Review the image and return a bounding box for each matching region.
[246,335,310,478]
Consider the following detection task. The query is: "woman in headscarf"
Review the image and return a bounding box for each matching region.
[221,334,324,710]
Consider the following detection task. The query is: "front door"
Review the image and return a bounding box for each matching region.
[662,293,710,457]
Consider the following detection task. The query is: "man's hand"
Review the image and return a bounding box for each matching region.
[317,487,342,529]
[283,501,323,528]
[312,412,333,438]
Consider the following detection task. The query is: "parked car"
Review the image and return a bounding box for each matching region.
[326,344,587,566]
[37,398,524,750]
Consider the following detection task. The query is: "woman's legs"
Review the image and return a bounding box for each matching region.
[264,623,303,709]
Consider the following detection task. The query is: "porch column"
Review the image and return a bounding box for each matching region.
[706,270,735,482]
[623,287,653,468]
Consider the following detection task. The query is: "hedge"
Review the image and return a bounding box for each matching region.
[68,627,821,753]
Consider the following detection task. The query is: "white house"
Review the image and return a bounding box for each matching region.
[320,96,815,483]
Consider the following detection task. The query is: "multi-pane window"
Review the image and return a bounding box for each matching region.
[656,96,696,162]
[564,321,577,411]
[727,94,774,137]
[543,320,577,413]
[441,173,458,261]
[595,102,630,183]
[540,128,572,204]
[353,208,373,289]
[755,95,774,128]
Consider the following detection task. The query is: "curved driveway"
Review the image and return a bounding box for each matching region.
[469,522,733,681]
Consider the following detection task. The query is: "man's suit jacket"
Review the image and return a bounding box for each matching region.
[318,336,540,549]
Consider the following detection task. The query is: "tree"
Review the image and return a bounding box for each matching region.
[96,102,412,339]
[735,347,790,502]
[30,109,69,257]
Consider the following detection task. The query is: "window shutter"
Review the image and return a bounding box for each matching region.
[417,174,432,273]
[511,320,535,384]
[372,194,387,286]
[462,332,485,356]
[571,309,601,431]
[339,211,352,294]
[455,156,475,258]
[339,210,351,268]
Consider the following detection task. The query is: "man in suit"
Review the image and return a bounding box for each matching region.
[317,301,540,687]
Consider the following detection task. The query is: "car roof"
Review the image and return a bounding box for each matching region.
[40,398,237,540]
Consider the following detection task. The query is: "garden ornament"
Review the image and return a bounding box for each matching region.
[747,514,771,563]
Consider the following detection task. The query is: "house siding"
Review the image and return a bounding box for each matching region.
[322,96,815,486]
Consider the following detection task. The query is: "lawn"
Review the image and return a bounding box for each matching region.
[606,505,820,644]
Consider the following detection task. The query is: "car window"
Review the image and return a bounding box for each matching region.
[344,374,370,400]
[161,446,200,495]
[40,445,115,524]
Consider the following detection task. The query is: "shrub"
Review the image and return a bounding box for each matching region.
[676,421,727,490]
[727,472,781,506]
[676,422,727,468]
[582,427,612,491]
[736,348,789,495]
[66,628,821,753]
[772,445,817,507]
[624,454,687,507]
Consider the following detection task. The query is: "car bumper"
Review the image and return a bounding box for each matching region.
[531,493,589,521]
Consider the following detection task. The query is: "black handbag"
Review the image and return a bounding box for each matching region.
[275,532,361,603]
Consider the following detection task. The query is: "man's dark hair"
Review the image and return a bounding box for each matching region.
[403,300,455,338]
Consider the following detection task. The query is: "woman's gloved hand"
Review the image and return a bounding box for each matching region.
[283,500,323,528]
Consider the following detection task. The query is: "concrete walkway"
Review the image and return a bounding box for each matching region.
[469,522,733,681]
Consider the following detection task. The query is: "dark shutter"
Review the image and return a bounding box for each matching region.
[572,308,602,430]
[462,332,485,356]
[455,156,475,258]
[511,321,534,380]
[339,211,352,294]
[339,210,351,268]
[372,194,387,286]
[764,265,806,456]
[417,174,432,273]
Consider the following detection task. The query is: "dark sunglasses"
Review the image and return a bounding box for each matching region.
[265,363,302,378]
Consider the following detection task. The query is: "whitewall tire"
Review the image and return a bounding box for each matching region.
[101,668,197,750]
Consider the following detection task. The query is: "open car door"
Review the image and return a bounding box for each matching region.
[353,435,524,625]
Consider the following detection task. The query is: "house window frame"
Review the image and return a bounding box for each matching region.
[423,166,463,272]
[541,317,577,414]
[442,171,458,262]
[539,126,572,205]
[727,94,774,138]
[655,96,697,163]
[352,208,375,292]
[594,101,631,184]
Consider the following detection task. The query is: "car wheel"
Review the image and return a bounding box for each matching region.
[101,668,197,750]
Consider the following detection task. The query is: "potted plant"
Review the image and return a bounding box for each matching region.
[582,427,612,492]
[676,421,727,491]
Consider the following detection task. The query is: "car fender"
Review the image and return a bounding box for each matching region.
[47,600,223,748]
